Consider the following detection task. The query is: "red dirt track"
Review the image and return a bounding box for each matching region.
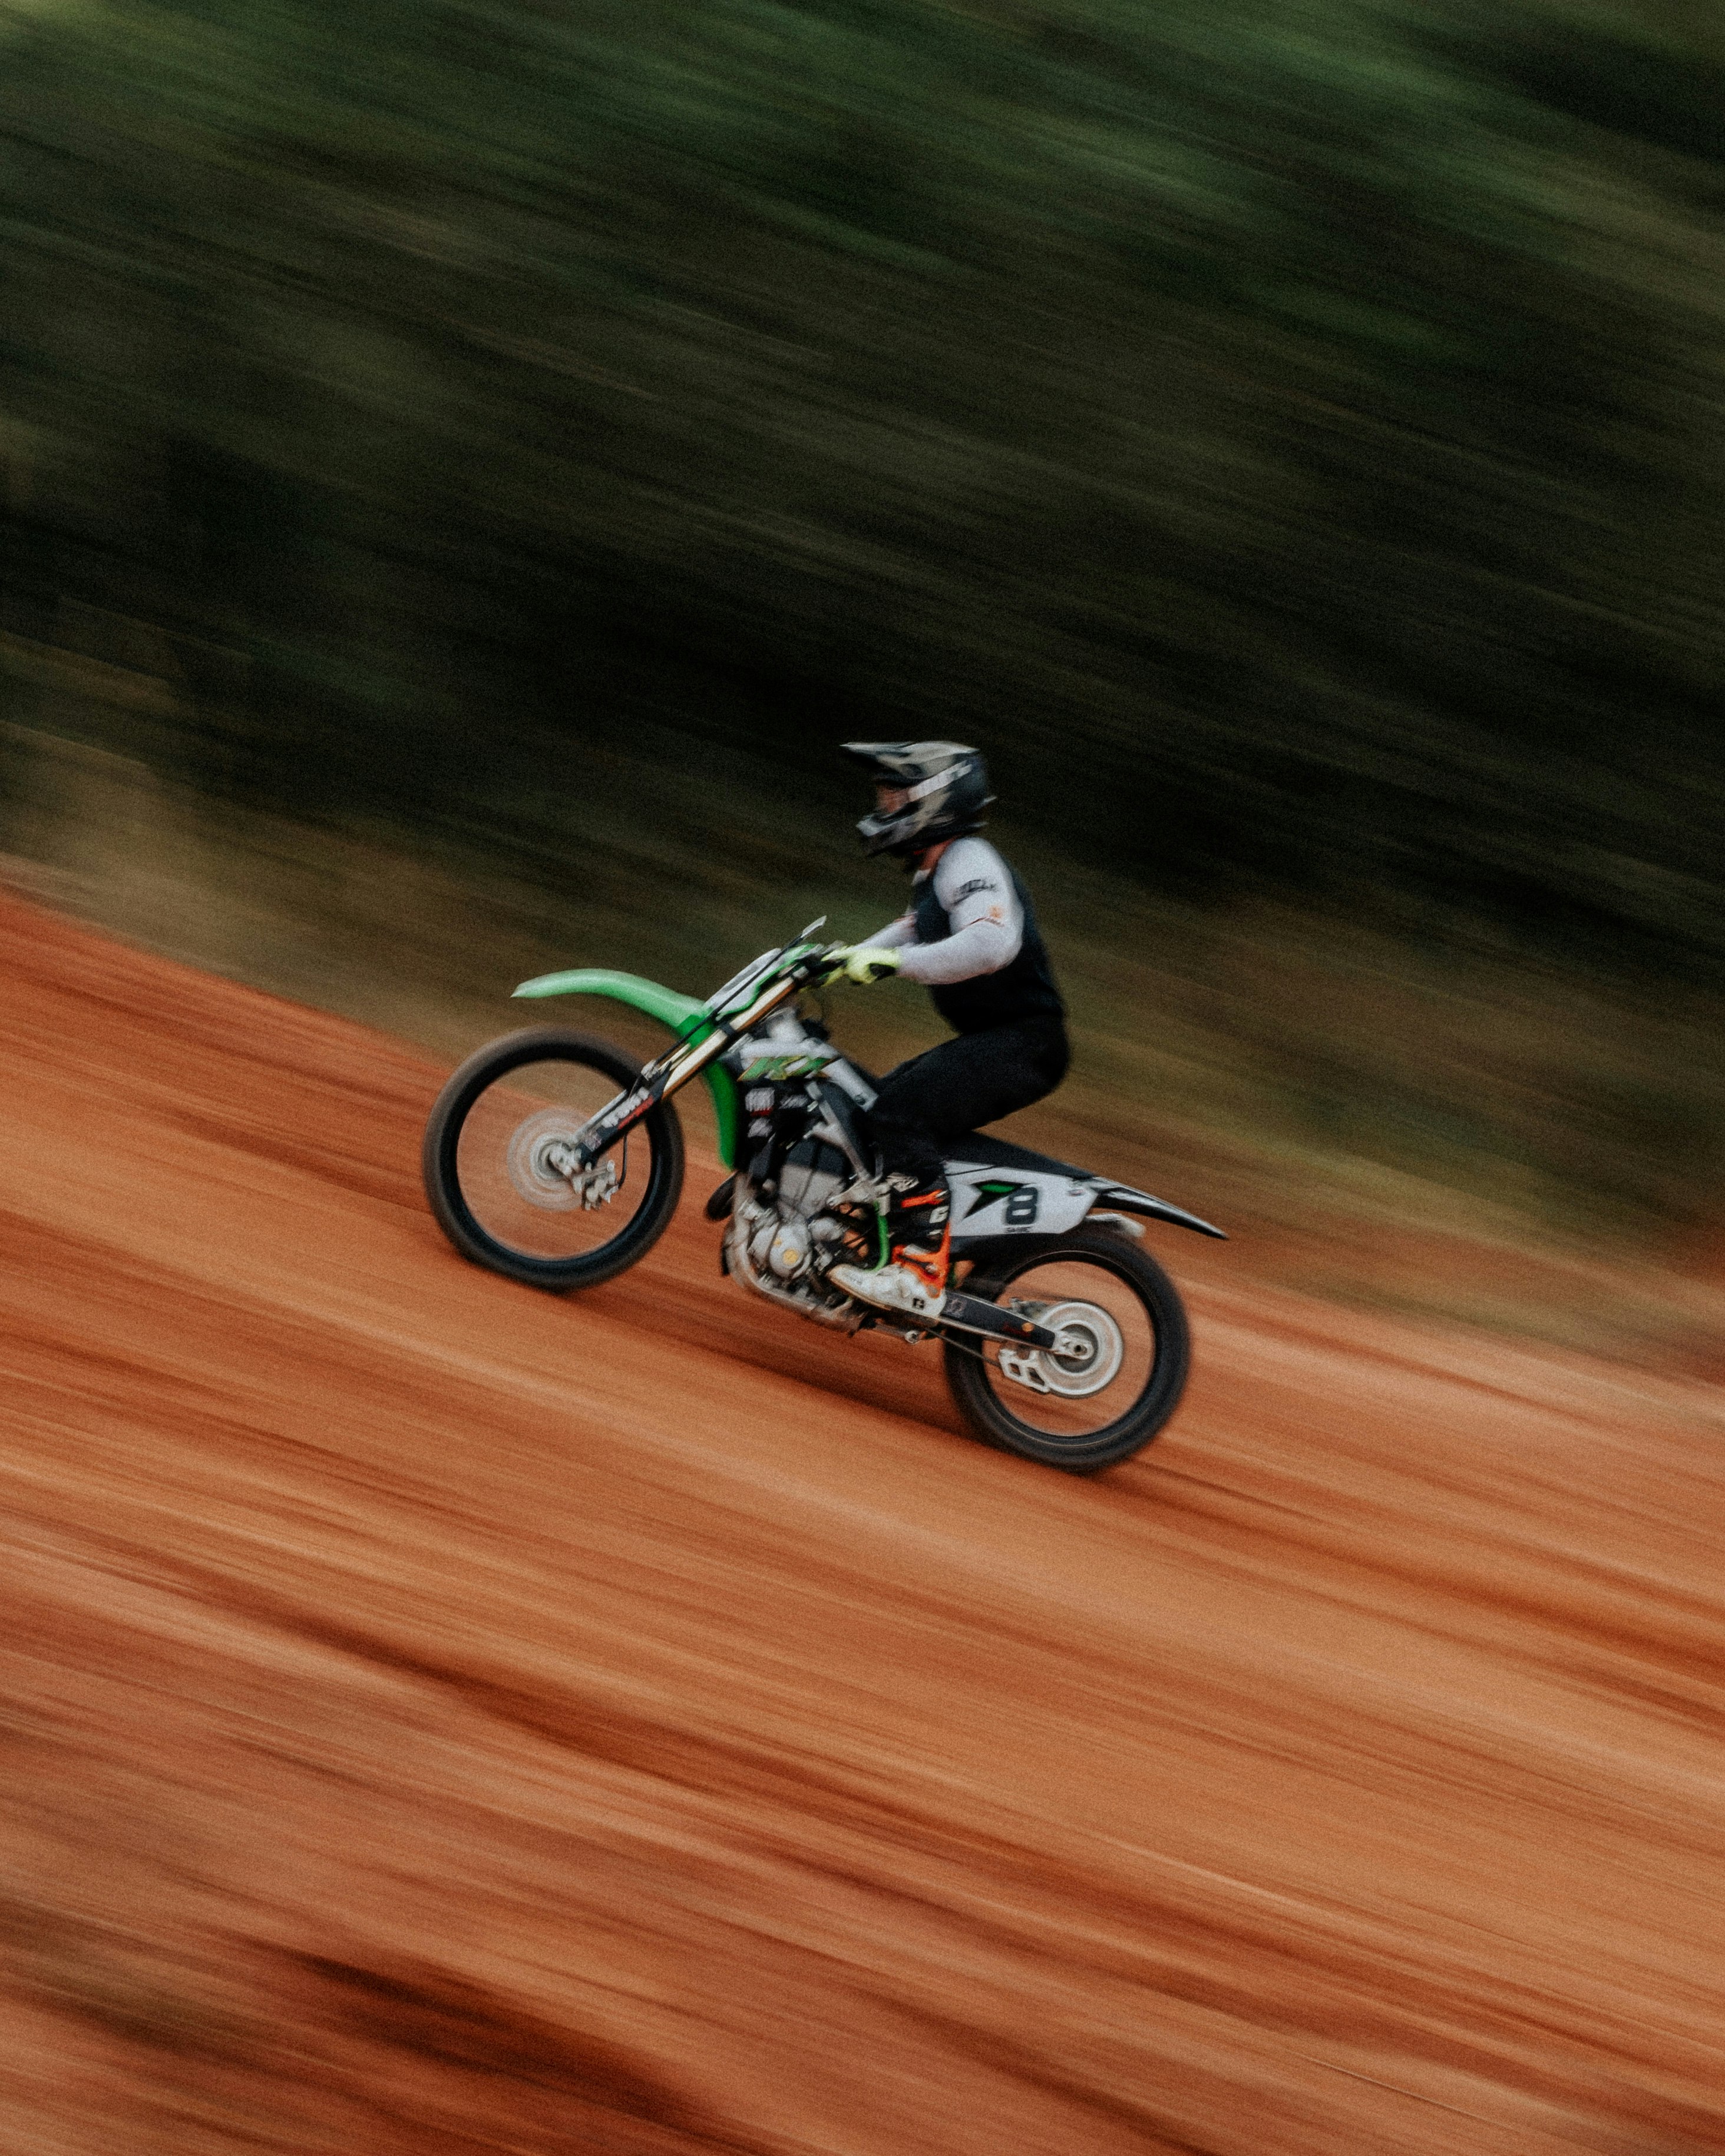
[1,893,1722,2154]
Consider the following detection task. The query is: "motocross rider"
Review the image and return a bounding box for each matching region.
[822,740,1068,1321]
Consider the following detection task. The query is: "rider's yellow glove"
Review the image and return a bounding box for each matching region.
[827,945,902,987]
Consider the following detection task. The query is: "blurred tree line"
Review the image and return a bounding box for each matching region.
[1,0,1723,971]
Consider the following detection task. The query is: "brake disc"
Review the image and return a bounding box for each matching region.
[998,1297,1124,1398]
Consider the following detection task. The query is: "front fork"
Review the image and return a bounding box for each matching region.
[566,971,805,1174]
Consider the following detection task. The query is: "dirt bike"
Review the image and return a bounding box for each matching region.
[421,922,1225,1471]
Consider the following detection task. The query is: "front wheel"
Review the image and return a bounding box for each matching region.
[944,1227,1191,1471]
[422,1028,685,1291]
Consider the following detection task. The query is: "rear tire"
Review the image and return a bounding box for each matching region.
[944,1226,1190,1471]
[422,1028,685,1291]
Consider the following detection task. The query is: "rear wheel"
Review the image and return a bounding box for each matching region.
[422,1028,685,1291]
[944,1227,1189,1471]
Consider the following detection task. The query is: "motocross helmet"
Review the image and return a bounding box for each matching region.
[842,739,994,859]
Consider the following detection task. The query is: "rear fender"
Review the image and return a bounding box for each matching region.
[1089,1184,1227,1239]
[513,967,741,1167]
[951,1178,1227,1257]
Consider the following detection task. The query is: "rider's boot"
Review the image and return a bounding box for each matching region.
[829,1175,951,1321]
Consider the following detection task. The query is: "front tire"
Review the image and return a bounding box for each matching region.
[944,1226,1191,1471]
[422,1028,685,1291]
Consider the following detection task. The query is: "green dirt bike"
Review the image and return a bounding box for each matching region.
[422,923,1225,1472]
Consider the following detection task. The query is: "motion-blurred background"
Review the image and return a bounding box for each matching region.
[2,0,1721,1357]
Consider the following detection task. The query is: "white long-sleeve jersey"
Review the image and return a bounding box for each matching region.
[866,836,1024,986]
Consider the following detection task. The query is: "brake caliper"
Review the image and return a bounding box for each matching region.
[543,1141,619,1208]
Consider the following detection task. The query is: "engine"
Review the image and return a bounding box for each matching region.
[728,1093,859,1312]
[721,1034,880,1325]
[737,1133,851,1278]
[749,1211,812,1282]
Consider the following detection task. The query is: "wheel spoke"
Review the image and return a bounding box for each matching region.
[455,1058,653,1262]
[942,1229,1190,1468]
[424,1029,685,1292]
[979,1256,1155,1442]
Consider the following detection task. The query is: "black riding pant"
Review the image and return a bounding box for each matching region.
[870,1017,1069,1189]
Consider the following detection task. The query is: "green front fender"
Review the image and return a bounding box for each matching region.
[513,968,741,1166]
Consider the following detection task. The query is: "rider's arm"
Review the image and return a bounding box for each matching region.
[863,913,917,950]
[895,839,1024,986]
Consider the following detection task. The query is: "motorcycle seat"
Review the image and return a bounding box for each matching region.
[943,1129,1092,1183]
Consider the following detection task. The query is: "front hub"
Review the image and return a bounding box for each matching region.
[507,1109,620,1211]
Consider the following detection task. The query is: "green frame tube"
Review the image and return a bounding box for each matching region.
[512,967,742,1166]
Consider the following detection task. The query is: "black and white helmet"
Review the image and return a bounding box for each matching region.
[843,739,995,859]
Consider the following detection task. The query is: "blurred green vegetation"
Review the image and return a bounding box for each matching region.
[2,0,1724,1275]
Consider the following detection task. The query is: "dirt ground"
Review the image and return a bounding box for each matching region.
[0,890,1721,2154]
